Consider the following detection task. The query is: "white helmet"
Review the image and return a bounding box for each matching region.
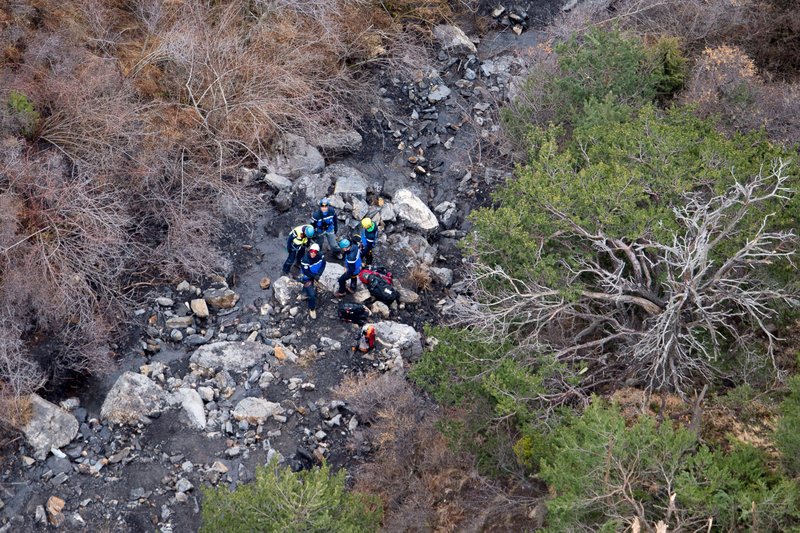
[309,243,321,252]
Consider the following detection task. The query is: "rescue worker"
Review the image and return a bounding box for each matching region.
[360,217,378,267]
[352,324,389,353]
[335,238,361,297]
[299,243,326,319]
[282,224,315,275]
[311,198,340,258]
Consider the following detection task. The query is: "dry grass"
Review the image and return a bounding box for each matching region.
[408,264,433,293]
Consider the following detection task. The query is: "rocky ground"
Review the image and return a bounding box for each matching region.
[0,12,556,532]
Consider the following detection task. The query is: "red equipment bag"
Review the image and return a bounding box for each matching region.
[358,267,392,285]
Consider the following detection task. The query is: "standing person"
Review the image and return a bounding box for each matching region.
[299,243,326,319]
[360,217,378,267]
[311,198,340,259]
[335,238,362,297]
[282,224,315,275]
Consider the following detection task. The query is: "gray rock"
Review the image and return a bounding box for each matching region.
[327,164,368,198]
[232,398,285,424]
[197,386,215,402]
[189,342,271,373]
[319,337,341,351]
[170,329,184,342]
[166,316,193,329]
[274,189,293,212]
[397,286,421,304]
[393,189,439,231]
[175,478,194,493]
[371,301,391,319]
[20,394,79,460]
[292,174,331,202]
[375,321,423,358]
[261,134,324,178]
[156,297,174,307]
[272,276,303,307]
[431,267,453,287]
[434,201,458,229]
[351,197,369,220]
[312,129,363,157]
[101,372,167,424]
[427,84,452,104]
[174,388,206,430]
[317,263,346,294]
[380,202,397,222]
[432,24,477,55]
[263,173,293,191]
[203,288,239,309]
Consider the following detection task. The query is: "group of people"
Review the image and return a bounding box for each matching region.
[281,197,379,319]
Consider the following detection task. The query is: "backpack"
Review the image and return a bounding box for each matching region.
[337,302,370,324]
[366,274,399,305]
[358,267,392,285]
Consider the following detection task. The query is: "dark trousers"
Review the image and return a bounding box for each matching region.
[303,282,317,310]
[282,244,304,274]
[337,272,357,293]
[363,246,374,266]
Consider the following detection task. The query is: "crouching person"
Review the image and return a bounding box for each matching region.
[299,243,325,319]
[283,224,315,275]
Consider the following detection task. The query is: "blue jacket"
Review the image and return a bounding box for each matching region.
[344,246,362,276]
[311,207,337,234]
[300,252,326,282]
[360,226,378,250]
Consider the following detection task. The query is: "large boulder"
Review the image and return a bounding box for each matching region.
[189,341,271,373]
[375,321,423,358]
[317,262,346,293]
[272,276,303,307]
[432,24,477,55]
[292,173,331,202]
[174,388,206,430]
[393,189,439,231]
[21,394,79,460]
[312,129,363,157]
[327,164,368,198]
[261,134,325,178]
[101,372,167,425]
[263,173,293,191]
[232,397,285,424]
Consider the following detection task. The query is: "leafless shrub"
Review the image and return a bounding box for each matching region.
[0,325,44,428]
[682,45,800,146]
[452,161,797,398]
[336,373,536,531]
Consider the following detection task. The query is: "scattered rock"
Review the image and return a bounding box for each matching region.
[203,288,239,310]
[259,277,271,290]
[427,84,452,104]
[312,129,363,157]
[20,395,79,460]
[272,276,303,307]
[434,201,458,229]
[175,478,194,493]
[273,343,298,363]
[261,134,325,178]
[101,372,167,424]
[263,173,293,191]
[328,164,369,198]
[371,301,391,319]
[232,398,285,424]
[166,316,193,329]
[431,267,453,287]
[274,189,293,212]
[174,388,206,430]
[190,298,210,318]
[292,173,331,202]
[432,24,477,55]
[156,297,174,307]
[189,342,271,373]
[397,286,421,305]
[393,189,439,231]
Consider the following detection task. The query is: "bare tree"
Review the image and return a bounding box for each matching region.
[451,160,797,398]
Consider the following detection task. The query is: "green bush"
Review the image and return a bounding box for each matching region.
[5,90,40,138]
[775,375,800,476]
[539,401,800,531]
[200,459,382,533]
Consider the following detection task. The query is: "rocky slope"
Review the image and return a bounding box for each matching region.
[0,17,549,532]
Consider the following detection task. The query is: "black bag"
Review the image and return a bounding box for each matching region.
[337,302,370,323]
[367,274,399,305]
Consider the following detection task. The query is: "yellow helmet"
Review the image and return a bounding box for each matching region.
[361,217,373,230]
